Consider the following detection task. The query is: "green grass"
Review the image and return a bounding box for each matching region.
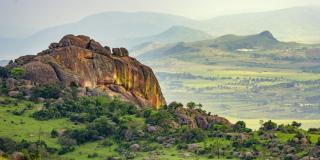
[0,98,82,148]
[61,141,120,160]
[276,132,295,143]
[0,96,319,160]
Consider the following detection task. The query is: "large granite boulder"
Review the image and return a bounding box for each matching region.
[9,35,166,109]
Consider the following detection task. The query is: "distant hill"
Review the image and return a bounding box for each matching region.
[197,6,320,43]
[128,26,212,56]
[120,26,212,48]
[137,31,303,60]
[0,12,195,59]
[205,31,282,51]
[2,6,320,59]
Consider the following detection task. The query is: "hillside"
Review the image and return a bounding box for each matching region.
[0,95,320,159]
[136,31,320,119]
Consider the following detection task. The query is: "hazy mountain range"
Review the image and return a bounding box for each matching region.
[1,6,320,60]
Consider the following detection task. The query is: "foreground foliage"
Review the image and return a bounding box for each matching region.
[0,93,320,159]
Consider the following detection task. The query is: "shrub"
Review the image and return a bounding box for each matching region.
[10,67,25,78]
[58,137,77,148]
[317,137,320,146]
[243,138,259,148]
[180,127,206,143]
[108,98,137,115]
[88,153,99,158]
[147,110,174,129]
[187,102,196,110]
[209,124,231,133]
[32,109,59,120]
[142,109,152,118]
[291,121,301,128]
[308,128,319,134]
[51,129,59,138]
[0,137,17,153]
[100,139,113,147]
[176,143,188,150]
[32,84,61,99]
[88,117,116,137]
[277,124,298,133]
[65,129,100,144]
[0,67,9,78]
[233,121,247,132]
[70,113,90,123]
[58,146,75,155]
[261,120,277,131]
[0,82,8,94]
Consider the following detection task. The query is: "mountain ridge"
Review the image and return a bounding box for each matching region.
[137,31,293,60]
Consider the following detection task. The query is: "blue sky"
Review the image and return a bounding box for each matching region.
[1,0,320,30]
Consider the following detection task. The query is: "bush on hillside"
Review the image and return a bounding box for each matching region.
[10,67,25,79]
[0,137,17,153]
[261,120,277,131]
[233,121,251,133]
[31,84,62,99]
[0,67,9,78]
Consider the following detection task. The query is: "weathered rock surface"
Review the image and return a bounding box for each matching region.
[9,34,166,108]
[173,105,232,129]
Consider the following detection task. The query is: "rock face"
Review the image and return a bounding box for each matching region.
[9,35,166,108]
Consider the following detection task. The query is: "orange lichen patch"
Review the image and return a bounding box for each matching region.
[84,81,94,88]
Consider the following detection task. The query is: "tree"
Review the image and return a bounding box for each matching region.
[262,120,277,131]
[147,110,174,129]
[291,121,301,128]
[233,121,246,132]
[167,101,183,110]
[187,102,196,110]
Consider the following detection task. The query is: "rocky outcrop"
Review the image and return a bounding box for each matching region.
[9,35,166,109]
[174,106,232,129]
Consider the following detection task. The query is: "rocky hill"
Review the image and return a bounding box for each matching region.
[7,35,166,108]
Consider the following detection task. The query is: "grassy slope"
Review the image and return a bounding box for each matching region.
[1,96,320,159]
[0,97,82,148]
